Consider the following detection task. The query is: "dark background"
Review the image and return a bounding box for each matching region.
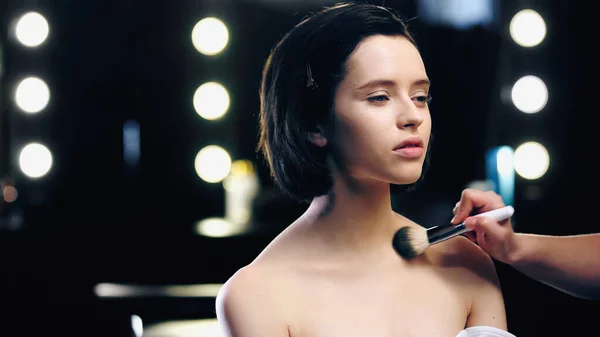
[0,0,596,335]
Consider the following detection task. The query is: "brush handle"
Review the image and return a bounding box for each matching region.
[427,206,515,245]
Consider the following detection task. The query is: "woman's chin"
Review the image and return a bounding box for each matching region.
[391,171,422,185]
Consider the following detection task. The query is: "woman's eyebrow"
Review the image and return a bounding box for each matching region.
[355,78,431,91]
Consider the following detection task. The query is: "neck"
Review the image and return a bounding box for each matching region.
[301,178,400,253]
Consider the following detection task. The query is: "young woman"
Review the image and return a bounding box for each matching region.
[217,3,511,336]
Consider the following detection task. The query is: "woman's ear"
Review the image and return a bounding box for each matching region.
[307,125,328,147]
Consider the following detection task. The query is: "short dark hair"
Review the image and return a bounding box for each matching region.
[258,2,420,202]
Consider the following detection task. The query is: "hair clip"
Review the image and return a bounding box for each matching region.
[306,64,318,89]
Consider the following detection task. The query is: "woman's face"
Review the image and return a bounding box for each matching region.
[331,34,432,186]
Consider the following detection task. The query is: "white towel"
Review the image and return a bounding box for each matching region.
[456,326,517,337]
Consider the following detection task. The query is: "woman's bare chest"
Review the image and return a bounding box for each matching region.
[288,270,468,337]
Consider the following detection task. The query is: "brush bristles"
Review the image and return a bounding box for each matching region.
[392,226,430,259]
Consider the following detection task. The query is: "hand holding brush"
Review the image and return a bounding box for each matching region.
[392,206,515,259]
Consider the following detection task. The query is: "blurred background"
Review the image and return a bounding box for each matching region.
[0,0,595,335]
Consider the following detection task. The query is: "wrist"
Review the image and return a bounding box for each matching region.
[506,233,527,265]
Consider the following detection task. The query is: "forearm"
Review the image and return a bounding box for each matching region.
[509,233,600,300]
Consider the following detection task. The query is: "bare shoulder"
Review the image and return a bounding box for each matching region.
[429,235,499,283]
[427,236,506,328]
[215,225,306,336]
[217,263,280,304]
[217,263,280,310]
[216,263,292,337]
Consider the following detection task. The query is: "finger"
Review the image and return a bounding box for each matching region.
[452,189,504,224]
[476,227,488,246]
[466,216,504,240]
[453,201,461,214]
[451,189,476,224]
[471,218,495,245]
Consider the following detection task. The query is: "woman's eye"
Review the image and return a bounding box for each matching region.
[367,95,390,103]
[413,95,432,105]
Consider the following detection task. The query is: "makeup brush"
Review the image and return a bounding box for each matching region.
[392,206,515,259]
